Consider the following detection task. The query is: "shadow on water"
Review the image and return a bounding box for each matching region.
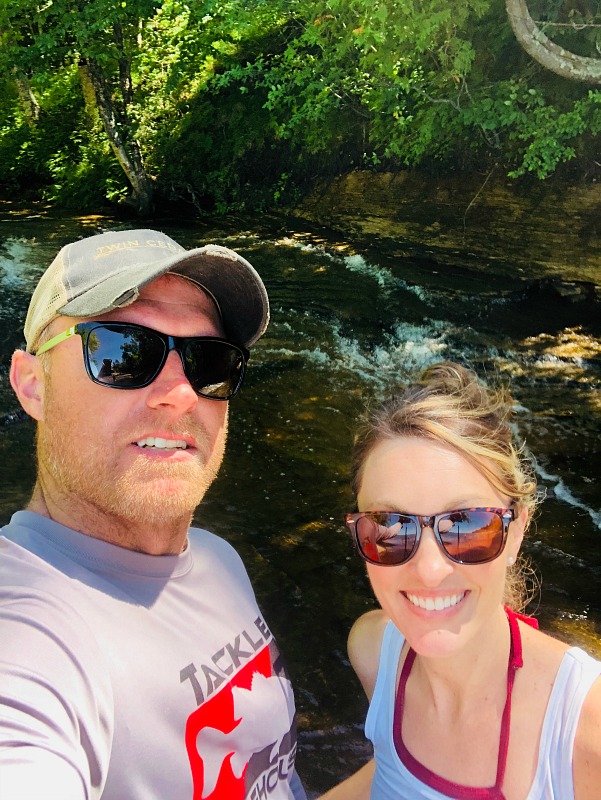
[1,203,600,795]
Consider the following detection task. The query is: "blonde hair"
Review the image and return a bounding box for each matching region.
[351,361,539,610]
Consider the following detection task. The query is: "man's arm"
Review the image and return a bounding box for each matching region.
[0,748,87,800]
[0,591,113,800]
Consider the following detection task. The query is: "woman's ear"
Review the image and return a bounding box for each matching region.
[10,350,45,421]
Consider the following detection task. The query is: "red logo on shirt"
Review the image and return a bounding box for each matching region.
[185,646,296,799]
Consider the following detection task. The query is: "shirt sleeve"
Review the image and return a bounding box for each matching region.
[0,747,87,800]
[0,592,113,800]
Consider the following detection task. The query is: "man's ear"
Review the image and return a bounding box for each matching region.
[10,350,45,421]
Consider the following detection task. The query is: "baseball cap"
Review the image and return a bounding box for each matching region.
[24,229,270,352]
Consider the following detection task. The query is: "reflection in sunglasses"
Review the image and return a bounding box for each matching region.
[347,508,513,566]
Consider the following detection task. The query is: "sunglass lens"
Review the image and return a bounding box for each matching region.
[438,510,504,563]
[355,513,418,565]
[86,325,164,387]
[184,340,245,399]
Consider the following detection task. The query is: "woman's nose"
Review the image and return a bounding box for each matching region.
[410,525,455,585]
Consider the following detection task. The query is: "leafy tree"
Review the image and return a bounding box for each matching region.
[0,0,600,211]
[1,0,162,214]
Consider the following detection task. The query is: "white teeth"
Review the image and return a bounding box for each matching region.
[406,592,465,611]
[136,437,187,449]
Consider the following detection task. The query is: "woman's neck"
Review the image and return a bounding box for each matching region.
[407,605,513,715]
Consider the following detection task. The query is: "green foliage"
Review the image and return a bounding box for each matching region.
[0,65,125,206]
[452,80,601,178]
[0,0,600,211]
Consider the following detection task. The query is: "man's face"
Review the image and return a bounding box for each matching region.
[36,274,229,547]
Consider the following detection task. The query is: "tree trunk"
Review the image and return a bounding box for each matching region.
[78,61,100,121]
[113,23,134,109]
[78,58,154,216]
[505,0,601,84]
[12,68,41,125]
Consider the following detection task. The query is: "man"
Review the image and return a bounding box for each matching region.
[0,229,306,800]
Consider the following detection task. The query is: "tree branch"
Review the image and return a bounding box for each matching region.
[506,0,601,85]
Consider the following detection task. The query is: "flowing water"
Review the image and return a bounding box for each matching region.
[1,202,600,795]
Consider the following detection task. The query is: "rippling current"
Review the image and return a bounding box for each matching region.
[1,205,600,795]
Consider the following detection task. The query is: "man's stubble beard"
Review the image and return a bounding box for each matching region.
[36,376,227,535]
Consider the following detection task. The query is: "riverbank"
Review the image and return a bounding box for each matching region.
[294,169,601,286]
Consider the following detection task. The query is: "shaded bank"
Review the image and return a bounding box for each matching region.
[295,170,601,286]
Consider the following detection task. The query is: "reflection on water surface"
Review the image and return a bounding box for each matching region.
[1,205,600,795]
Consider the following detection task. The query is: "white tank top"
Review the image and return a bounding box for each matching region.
[365,621,601,799]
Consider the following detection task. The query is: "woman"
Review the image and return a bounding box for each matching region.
[338,362,601,799]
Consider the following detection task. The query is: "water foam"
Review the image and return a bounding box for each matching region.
[342,254,434,303]
[275,237,337,260]
[327,319,451,386]
[343,253,396,291]
[552,481,601,530]
[265,310,452,388]
[274,235,440,303]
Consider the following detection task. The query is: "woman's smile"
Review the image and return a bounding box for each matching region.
[403,590,467,612]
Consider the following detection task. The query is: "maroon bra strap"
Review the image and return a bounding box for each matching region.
[393,607,534,799]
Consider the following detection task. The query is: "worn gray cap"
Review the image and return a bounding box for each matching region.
[24,228,270,352]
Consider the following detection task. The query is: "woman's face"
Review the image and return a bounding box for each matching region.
[356,436,525,659]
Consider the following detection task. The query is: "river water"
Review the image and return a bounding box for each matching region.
[1,202,600,795]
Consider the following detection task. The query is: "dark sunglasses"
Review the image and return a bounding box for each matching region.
[345,507,515,566]
[36,321,249,400]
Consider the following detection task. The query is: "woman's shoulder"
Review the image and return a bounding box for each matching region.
[518,616,572,668]
[517,620,591,710]
[348,609,391,653]
[348,609,392,700]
